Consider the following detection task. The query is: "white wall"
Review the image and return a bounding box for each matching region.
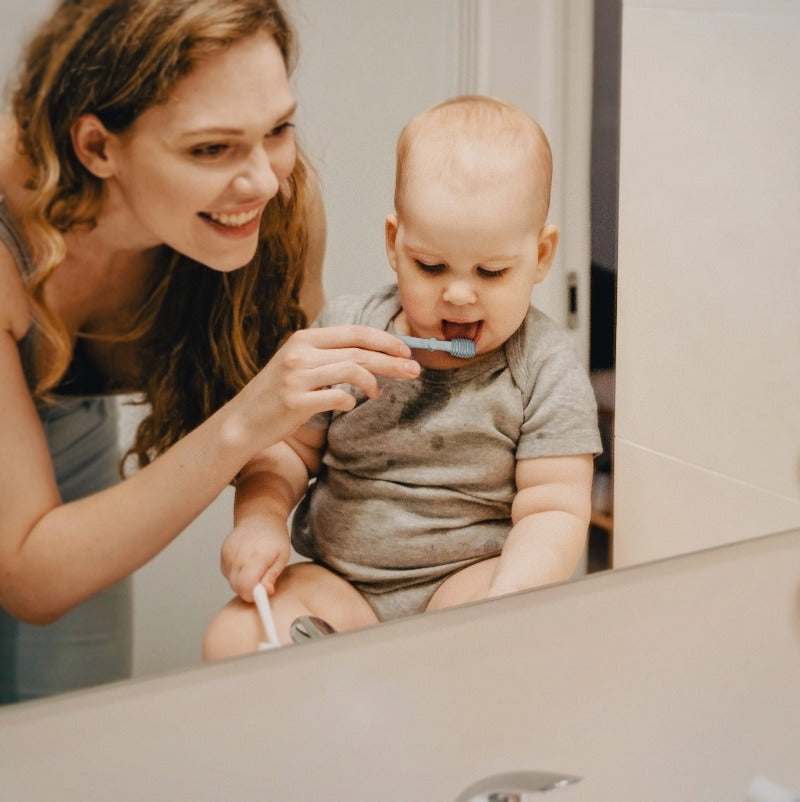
[0,0,51,89]
[614,0,800,565]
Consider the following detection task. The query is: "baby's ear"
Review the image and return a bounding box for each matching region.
[385,213,399,272]
[70,114,116,178]
[534,223,559,283]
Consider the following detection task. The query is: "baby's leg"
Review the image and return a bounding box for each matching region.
[425,557,500,613]
[203,561,378,661]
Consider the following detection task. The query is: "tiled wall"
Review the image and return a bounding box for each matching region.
[614,0,800,566]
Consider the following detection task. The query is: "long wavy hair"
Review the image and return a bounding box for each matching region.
[11,0,310,470]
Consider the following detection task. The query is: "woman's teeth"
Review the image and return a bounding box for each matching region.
[206,208,260,227]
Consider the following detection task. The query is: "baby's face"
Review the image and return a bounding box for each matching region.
[386,166,555,368]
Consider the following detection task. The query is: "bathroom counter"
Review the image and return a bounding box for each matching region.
[1,527,798,801]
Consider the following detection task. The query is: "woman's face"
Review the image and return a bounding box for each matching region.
[104,33,297,271]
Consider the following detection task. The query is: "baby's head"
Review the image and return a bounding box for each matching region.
[386,95,559,367]
[394,95,553,227]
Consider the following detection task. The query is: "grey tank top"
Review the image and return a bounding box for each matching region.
[0,201,130,704]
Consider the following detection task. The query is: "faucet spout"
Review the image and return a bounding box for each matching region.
[454,770,581,802]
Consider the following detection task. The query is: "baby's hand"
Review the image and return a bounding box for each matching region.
[220,519,291,602]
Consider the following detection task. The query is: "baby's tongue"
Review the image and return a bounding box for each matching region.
[442,320,478,341]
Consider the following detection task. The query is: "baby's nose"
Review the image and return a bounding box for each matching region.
[442,280,477,305]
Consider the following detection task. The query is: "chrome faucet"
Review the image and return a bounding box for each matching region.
[455,770,581,802]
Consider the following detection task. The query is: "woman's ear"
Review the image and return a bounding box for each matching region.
[533,223,559,283]
[385,213,399,272]
[70,114,116,178]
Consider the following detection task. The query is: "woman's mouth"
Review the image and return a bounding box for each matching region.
[199,206,263,237]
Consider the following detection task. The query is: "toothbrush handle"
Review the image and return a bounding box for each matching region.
[394,334,450,353]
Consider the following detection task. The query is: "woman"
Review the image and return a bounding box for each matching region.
[0,0,419,703]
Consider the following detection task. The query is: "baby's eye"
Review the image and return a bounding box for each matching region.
[414,260,445,274]
[268,121,295,137]
[477,267,510,279]
[190,143,230,158]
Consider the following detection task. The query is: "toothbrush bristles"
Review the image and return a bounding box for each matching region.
[449,338,476,358]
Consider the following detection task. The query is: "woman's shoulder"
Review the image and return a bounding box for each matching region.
[0,116,32,340]
[0,115,19,195]
[0,116,33,212]
[0,238,32,342]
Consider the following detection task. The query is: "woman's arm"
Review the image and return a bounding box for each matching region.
[0,245,419,623]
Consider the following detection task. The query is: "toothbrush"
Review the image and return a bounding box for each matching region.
[394,334,476,359]
[253,583,281,650]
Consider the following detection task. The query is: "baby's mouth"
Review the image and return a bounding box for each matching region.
[441,320,482,342]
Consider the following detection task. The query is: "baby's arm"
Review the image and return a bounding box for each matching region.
[222,424,325,602]
[487,453,594,597]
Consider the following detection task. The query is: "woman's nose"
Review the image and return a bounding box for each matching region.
[442,279,477,306]
[232,146,280,199]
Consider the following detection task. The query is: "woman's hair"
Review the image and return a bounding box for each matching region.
[12,0,310,469]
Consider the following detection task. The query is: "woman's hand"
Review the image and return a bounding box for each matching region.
[233,325,420,455]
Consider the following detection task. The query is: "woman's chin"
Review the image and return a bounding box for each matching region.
[187,242,258,272]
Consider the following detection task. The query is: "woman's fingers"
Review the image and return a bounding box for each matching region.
[297,324,411,356]
[242,325,422,453]
[281,326,420,382]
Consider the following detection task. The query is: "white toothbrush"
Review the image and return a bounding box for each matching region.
[253,584,281,650]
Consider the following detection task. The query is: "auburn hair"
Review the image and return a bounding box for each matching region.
[11,0,310,470]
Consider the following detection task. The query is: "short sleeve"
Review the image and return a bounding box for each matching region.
[509,311,602,460]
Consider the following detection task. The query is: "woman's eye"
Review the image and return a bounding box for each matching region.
[268,121,295,137]
[190,143,229,158]
[414,260,445,274]
[477,267,509,279]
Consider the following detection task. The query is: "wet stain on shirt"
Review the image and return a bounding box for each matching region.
[398,379,452,426]
[476,366,506,389]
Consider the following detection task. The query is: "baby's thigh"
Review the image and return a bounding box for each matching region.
[203,563,379,661]
[425,557,500,613]
[203,597,265,661]
[273,561,380,634]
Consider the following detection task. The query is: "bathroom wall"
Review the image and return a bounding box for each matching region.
[614,0,800,565]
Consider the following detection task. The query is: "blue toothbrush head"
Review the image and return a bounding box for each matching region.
[449,338,476,358]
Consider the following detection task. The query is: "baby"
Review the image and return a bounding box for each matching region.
[204,95,602,658]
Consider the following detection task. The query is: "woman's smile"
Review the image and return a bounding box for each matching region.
[199,205,264,237]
